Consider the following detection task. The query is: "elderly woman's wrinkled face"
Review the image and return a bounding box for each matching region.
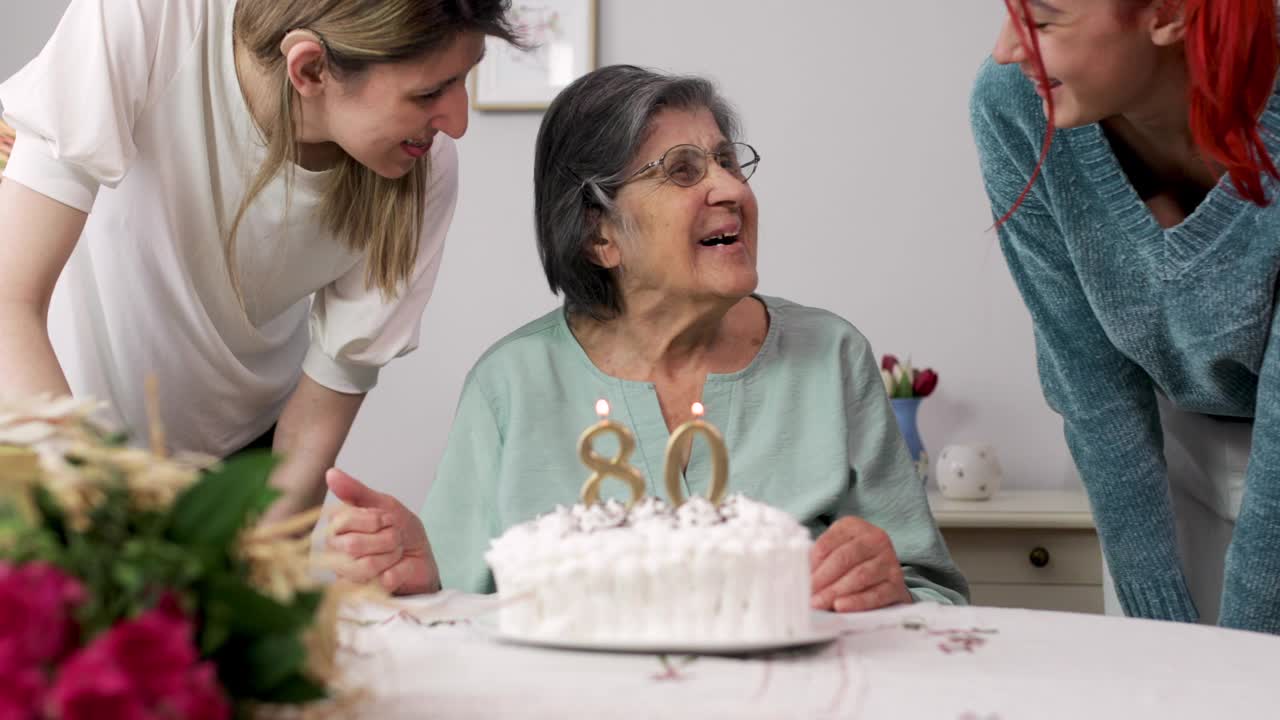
[600,108,759,306]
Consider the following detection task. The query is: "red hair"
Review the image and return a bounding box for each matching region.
[998,0,1057,225]
[999,0,1280,225]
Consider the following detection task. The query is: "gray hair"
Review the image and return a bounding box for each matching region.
[533,65,741,320]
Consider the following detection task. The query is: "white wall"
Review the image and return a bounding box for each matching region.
[2,1,1080,512]
[0,2,63,80]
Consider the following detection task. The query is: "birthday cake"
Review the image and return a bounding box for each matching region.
[484,493,813,643]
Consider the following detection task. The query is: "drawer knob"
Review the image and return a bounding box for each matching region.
[1029,546,1051,568]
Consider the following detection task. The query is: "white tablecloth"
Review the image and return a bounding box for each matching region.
[337,591,1277,719]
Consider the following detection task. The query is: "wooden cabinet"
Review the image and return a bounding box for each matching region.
[928,490,1104,614]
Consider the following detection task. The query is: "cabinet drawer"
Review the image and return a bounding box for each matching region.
[940,528,1102,585]
[968,583,1104,614]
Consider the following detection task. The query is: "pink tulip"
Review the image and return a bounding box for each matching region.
[913,369,939,397]
[880,354,899,372]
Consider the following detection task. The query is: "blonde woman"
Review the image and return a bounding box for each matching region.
[0,0,518,520]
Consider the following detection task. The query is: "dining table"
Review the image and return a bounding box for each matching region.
[336,590,1277,719]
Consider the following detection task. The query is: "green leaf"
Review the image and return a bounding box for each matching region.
[198,604,234,655]
[30,485,68,544]
[3,526,60,564]
[251,485,283,516]
[216,634,312,698]
[894,372,913,399]
[245,635,306,694]
[0,502,30,553]
[103,432,130,447]
[209,575,311,635]
[130,506,172,539]
[167,452,278,548]
[258,674,327,704]
[291,590,324,617]
[111,557,146,595]
[200,599,234,656]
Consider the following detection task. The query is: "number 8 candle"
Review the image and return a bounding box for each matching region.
[578,399,646,507]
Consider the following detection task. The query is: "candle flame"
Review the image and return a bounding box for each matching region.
[691,401,705,417]
[595,399,610,417]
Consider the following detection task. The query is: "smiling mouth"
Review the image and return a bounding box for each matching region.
[1026,75,1063,92]
[699,232,740,247]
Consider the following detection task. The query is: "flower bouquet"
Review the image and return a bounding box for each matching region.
[0,396,354,719]
[879,355,939,483]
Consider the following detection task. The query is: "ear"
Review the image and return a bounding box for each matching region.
[280,30,329,98]
[1147,0,1186,47]
[585,208,623,270]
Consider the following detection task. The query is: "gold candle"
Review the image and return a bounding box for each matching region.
[663,402,729,507]
[578,399,646,507]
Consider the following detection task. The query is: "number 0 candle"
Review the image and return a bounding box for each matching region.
[662,402,729,507]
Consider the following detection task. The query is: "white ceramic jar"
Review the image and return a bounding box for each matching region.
[936,444,1003,500]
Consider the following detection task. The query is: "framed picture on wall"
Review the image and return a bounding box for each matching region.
[471,0,598,111]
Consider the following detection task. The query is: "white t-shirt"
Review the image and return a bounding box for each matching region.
[0,0,458,456]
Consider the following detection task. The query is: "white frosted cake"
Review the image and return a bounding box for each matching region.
[484,494,813,643]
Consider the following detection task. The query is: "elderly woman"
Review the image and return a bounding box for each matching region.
[327,65,967,611]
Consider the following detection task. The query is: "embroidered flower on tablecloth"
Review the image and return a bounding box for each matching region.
[838,616,1000,654]
[931,628,998,654]
[652,654,697,682]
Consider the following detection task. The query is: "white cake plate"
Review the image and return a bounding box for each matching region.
[475,610,846,655]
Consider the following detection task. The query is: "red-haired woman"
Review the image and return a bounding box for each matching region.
[971,0,1280,634]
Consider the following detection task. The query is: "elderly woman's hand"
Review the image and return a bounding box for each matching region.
[325,468,440,595]
[810,516,912,612]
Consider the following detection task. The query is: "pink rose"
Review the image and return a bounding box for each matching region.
[913,369,939,397]
[155,663,230,720]
[0,562,84,666]
[98,596,198,702]
[0,640,47,720]
[45,641,150,720]
[47,599,229,720]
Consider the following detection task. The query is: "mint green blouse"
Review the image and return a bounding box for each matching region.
[421,296,968,605]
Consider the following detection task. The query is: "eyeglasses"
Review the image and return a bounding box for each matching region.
[623,142,760,188]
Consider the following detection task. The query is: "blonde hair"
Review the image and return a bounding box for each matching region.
[229,0,519,301]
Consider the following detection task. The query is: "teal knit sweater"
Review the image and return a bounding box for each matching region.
[971,58,1280,633]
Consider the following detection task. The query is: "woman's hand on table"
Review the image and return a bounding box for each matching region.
[325,468,441,595]
[810,516,912,612]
